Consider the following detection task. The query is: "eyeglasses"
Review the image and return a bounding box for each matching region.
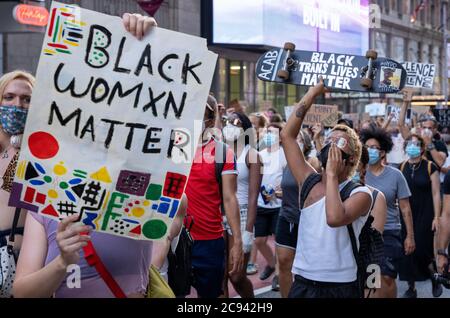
[366,145,381,150]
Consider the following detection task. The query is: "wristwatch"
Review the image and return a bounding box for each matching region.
[437,249,448,257]
[426,143,436,151]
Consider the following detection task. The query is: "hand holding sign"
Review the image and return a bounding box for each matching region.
[122,13,157,40]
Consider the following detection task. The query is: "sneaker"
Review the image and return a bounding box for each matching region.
[432,278,443,298]
[259,265,275,280]
[246,263,258,275]
[271,275,280,291]
[401,287,417,298]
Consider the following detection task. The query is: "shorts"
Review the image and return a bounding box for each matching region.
[223,204,248,236]
[275,215,298,250]
[254,207,279,238]
[381,229,403,279]
[288,275,360,298]
[191,237,225,298]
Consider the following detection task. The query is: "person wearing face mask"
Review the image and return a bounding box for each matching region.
[397,134,442,298]
[398,92,447,170]
[274,129,320,298]
[255,123,287,286]
[222,112,262,298]
[281,78,373,298]
[0,71,35,288]
[360,126,415,298]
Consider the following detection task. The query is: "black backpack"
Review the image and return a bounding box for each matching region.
[299,173,384,298]
[167,220,194,297]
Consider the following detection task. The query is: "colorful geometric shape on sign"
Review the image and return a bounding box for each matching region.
[25,162,39,180]
[156,197,180,219]
[24,187,36,203]
[142,219,167,239]
[163,172,186,199]
[8,182,39,212]
[35,193,46,205]
[145,183,162,201]
[71,183,86,198]
[42,204,59,217]
[28,131,59,159]
[44,5,85,56]
[90,167,112,183]
[116,170,151,196]
[129,224,141,235]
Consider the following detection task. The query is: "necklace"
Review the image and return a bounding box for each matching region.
[409,159,422,179]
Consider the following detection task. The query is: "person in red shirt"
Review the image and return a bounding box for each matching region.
[185,95,243,298]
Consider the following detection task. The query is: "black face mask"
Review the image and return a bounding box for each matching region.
[318,143,350,169]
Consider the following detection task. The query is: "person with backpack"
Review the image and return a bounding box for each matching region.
[275,130,321,298]
[397,134,442,298]
[222,111,262,298]
[360,126,415,298]
[437,171,450,275]
[184,95,244,298]
[351,145,387,297]
[281,78,373,298]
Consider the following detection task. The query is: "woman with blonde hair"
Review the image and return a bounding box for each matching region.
[0,70,35,297]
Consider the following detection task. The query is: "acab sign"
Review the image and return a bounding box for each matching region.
[13,4,49,27]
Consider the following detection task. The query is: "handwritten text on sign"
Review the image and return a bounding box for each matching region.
[9,2,217,241]
[303,104,338,126]
[402,62,435,89]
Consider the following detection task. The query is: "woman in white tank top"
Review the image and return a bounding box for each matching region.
[222,111,262,298]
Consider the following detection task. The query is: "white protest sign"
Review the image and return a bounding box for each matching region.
[284,106,294,120]
[9,2,217,241]
[365,103,386,117]
[402,62,436,89]
[386,105,411,124]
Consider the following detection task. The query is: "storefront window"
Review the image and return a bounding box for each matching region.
[408,40,419,61]
[229,60,242,101]
[391,36,405,62]
[375,32,388,57]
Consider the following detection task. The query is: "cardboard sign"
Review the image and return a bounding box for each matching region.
[402,62,436,89]
[9,2,218,241]
[302,104,339,126]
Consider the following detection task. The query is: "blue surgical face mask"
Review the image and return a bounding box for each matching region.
[0,105,28,135]
[368,148,381,165]
[263,133,278,147]
[406,144,421,159]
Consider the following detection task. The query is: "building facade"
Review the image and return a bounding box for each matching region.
[1,0,449,117]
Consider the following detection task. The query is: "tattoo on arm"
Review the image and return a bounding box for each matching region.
[296,102,307,120]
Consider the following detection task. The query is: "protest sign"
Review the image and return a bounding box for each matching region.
[386,105,411,124]
[402,62,436,89]
[365,103,386,117]
[302,104,338,127]
[9,2,218,241]
[284,106,294,120]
